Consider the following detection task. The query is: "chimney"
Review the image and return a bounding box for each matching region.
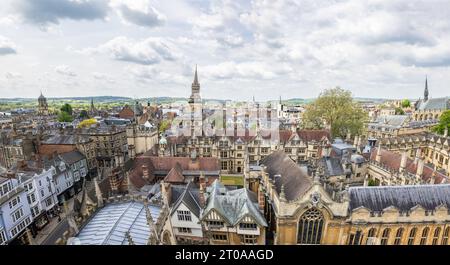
[142,164,149,180]
[416,159,424,177]
[353,135,359,147]
[199,172,206,207]
[414,149,421,163]
[375,143,382,163]
[400,151,407,172]
[6,170,15,179]
[444,127,448,138]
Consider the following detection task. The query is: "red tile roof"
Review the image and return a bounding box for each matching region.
[370,148,447,184]
[297,129,331,142]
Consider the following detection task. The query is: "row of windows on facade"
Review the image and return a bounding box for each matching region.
[349,226,450,245]
[177,211,258,230]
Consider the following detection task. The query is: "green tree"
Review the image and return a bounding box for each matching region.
[159,119,171,133]
[60,103,73,115]
[79,110,89,119]
[395,107,405,115]
[58,111,73,122]
[401,99,411,108]
[433,110,450,135]
[302,87,367,138]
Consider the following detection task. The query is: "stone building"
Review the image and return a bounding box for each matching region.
[413,77,450,121]
[126,122,158,159]
[255,151,450,245]
[37,92,48,116]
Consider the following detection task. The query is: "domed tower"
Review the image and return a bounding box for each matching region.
[38,91,48,115]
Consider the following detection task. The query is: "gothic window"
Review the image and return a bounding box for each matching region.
[297,208,324,245]
[348,230,363,245]
[408,228,417,245]
[381,228,391,245]
[442,227,449,245]
[394,228,404,245]
[432,227,441,245]
[420,227,429,245]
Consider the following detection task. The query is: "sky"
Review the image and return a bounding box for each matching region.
[1,0,450,101]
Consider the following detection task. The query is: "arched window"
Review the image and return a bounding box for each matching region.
[366,228,377,245]
[408,228,417,245]
[394,228,404,245]
[420,227,429,245]
[381,228,391,245]
[432,228,441,245]
[442,227,450,245]
[297,208,324,245]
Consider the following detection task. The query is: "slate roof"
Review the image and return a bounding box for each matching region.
[260,151,313,201]
[417,97,450,111]
[60,150,86,164]
[319,157,345,176]
[349,184,450,212]
[202,180,267,227]
[42,134,91,145]
[75,201,161,245]
[170,181,202,217]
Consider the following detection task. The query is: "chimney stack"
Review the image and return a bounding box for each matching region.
[414,148,421,163]
[444,127,448,138]
[199,172,206,207]
[375,143,382,163]
[416,159,424,177]
[400,151,407,172]
[142,164,149,180]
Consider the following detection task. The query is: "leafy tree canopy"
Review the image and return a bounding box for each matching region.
[60,103,73,115]
[78,118,97,128]
[401,99,411,108]
[302,87,367,138]
[79,109,89,119]
[58,111,73,122]
[395,107,405,115]
[433,110,450,135]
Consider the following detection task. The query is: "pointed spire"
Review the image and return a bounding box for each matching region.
[424,75,429,101]
[194,65,198,83]
[279,183,286,202]
[144,200,159,245]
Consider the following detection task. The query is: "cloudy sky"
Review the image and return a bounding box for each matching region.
[1,0,450,100]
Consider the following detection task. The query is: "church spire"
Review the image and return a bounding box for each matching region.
[193,64,199,86]
[424,76,429,101]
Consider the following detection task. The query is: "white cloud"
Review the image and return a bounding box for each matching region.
[110,0,166,28]
[55,65,77,77]
[5,72,22,79]
[0,35,17,55]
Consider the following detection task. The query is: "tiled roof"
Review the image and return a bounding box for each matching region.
[297,129,331,142]
[260,150,313,201]
[369,148,447,184]
[417,97,450,111]
[164,163,185,183]
[349,184,450,212]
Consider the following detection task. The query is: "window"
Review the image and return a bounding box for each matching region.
[381,228,390,245]
[394,228,404,245]
[442,227,449,245]
[285,148,292,154]
[45,197,53,207]
[177,227,192,234]
[432,228,441,245]
[408,228,417,245]
[207,221,224,228]
[9,196,21,209]
[212,234,227,241]
[27,193,36,204]
[239,223,257,230]
[366,228,377,244]
[348,230,363,245]
[31,206,40,218]
[420,227,429,245]
[0,230,6,245]
[40,190,44,197]
[48,185,52,193]
[11,208,24,222]
[221,161,228,170]
[297,208,324,245]
[242,235,257,245]
[177,210,192,222]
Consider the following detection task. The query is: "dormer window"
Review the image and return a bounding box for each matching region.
[239,223,257,230]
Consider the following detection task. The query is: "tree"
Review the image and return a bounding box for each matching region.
[78,118,97,128]
[302,87,367,138]
[60,103,73,115]
[401,99,411,108]
[58,111,73,122]
[79,110,89,119]
[394,107,405,115]
[433,110,450,135]
[159,119,171,133]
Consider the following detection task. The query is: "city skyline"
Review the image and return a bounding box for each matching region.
[1,0,450,100]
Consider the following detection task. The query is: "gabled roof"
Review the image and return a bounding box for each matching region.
[202,180,267,227]
[170,182,201,218]
[60,150,86,164]
[297,129,331,142]
[164,163,184,183]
